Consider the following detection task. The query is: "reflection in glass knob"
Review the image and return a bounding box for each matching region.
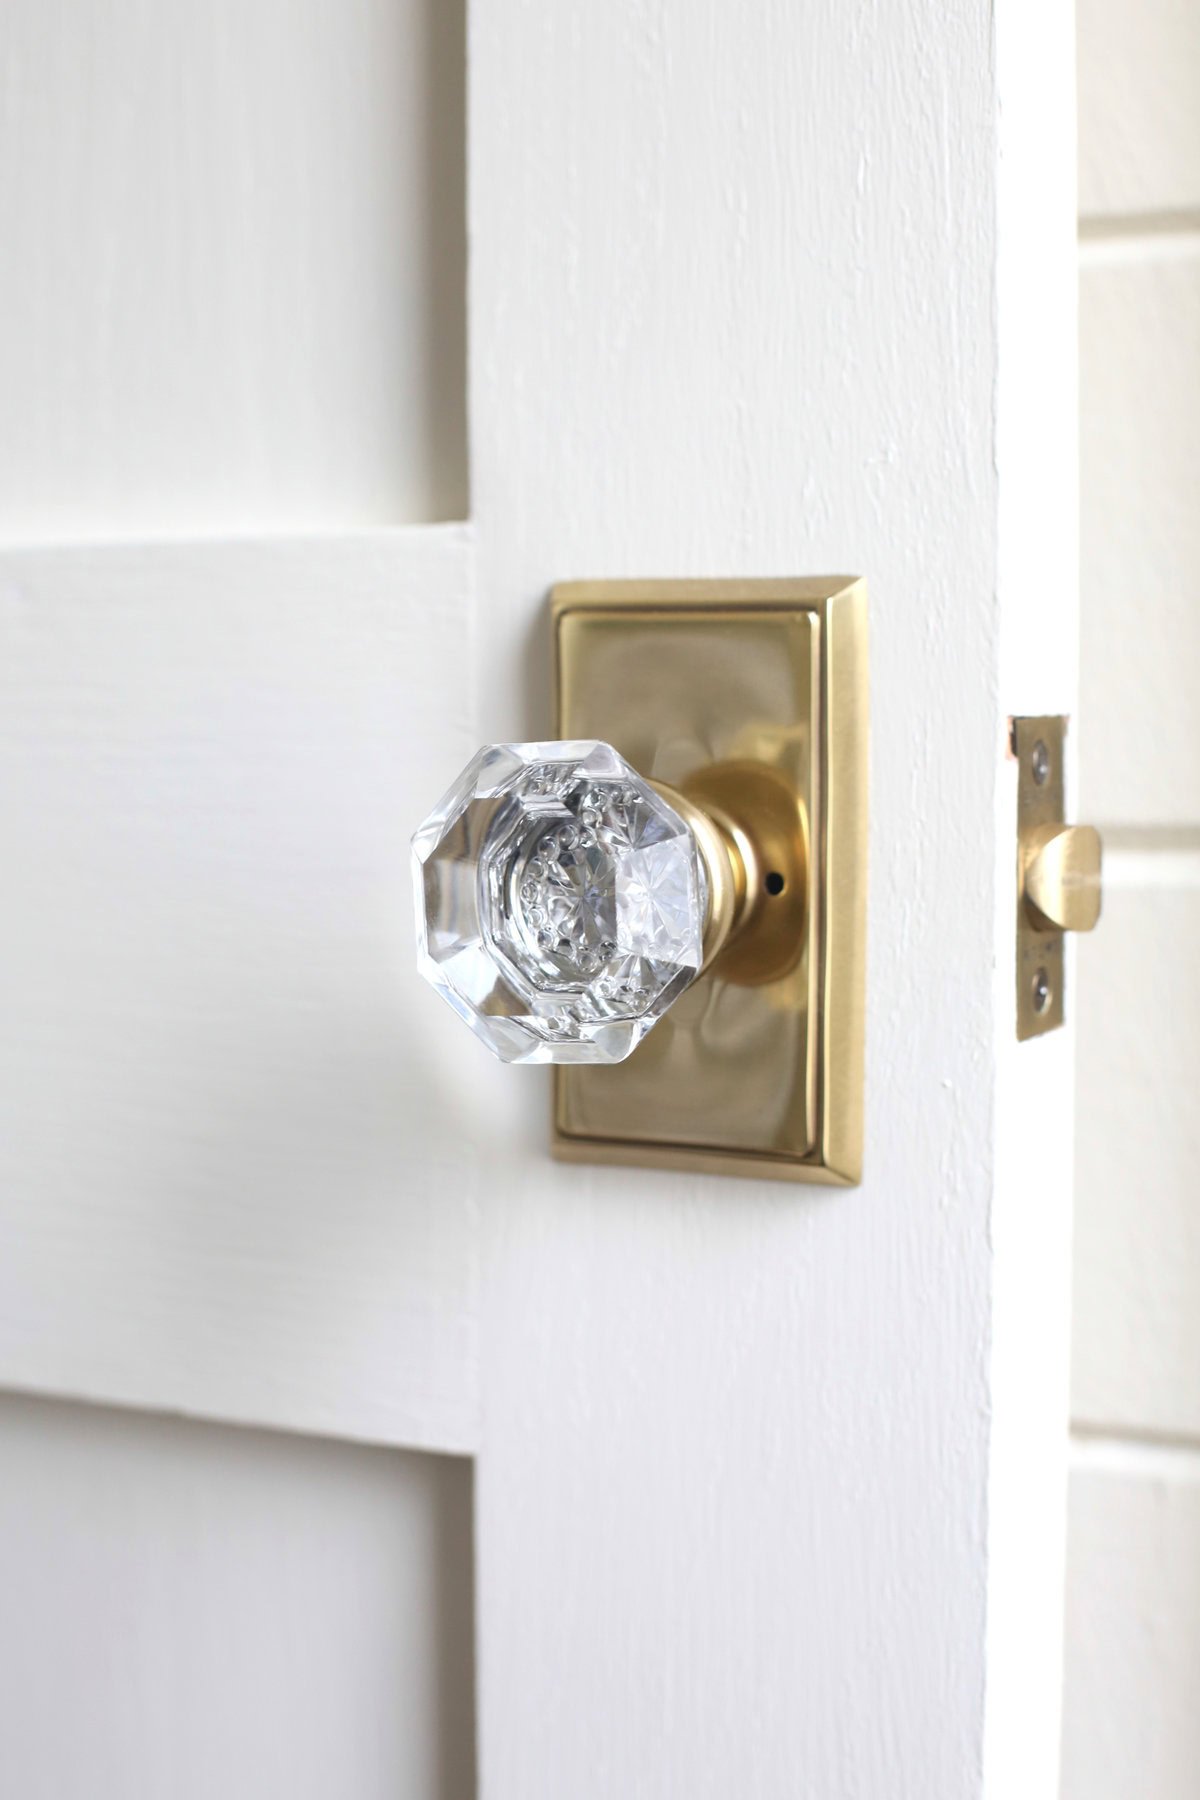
[412,741,738,1064]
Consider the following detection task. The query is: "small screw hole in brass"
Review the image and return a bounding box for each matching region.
[764,871,785,896]
[1031,739,1050,786]
[1032,966,1052,1014]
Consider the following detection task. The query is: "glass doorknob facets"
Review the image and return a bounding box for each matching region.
[412,741,706,1063]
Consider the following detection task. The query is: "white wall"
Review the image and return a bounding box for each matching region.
[1062,2,1200,1793]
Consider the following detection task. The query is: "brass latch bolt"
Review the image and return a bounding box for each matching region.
[1024,822,1103,935]
[1013,716,1103,1040]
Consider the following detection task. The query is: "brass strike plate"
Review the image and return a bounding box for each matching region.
[1014,715,1067,1040]
[551,578,868,1185]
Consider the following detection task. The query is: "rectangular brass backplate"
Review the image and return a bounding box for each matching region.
[1013,714,1067,1041]
[551,578,868,1184]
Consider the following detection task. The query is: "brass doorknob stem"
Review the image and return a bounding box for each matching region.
[651,764,809,986]
[648,782,758,971]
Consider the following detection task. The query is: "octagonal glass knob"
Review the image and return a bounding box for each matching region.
[412,741,711,1064]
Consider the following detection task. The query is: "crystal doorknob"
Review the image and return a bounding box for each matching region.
[411,577,866,1181]
[412,740,751,1064]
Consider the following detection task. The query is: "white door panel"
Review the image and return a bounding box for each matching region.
[0,1392,475,1800]
[1062,1445,1200,1800]
[0,0,467,540]
[0,530,480,1453]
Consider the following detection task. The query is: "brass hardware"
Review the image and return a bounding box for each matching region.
[646,781,748,972]
[551,577,868,1185]
[1025,824,1103,934]
[1013,715,1103,1041]
[679,761,808,987]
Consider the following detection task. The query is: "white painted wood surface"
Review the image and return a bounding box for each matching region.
[467,4,1077,1795]
[0,1,1085,1792]
[987,8,1080,1791]
[1077,0,1200,218]
[1065,4,1200,1792]
[0,0,467,541]
[0,1392,475,1800]
[1079,248,1200,824]
[1062,1443,1200,1800]
[1073,883,1200,1440]
[0,530,482,1452]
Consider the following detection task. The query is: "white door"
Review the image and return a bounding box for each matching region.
[0,3,1080,1797]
